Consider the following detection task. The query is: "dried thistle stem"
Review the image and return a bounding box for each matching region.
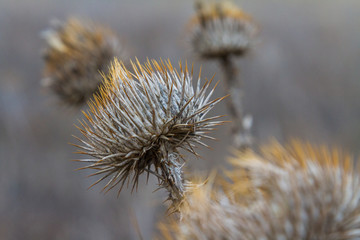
[189,1,257,150]
[220,55,253,150]
[159,149,185,209]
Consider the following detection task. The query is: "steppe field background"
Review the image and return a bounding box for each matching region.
[0,0,360,239]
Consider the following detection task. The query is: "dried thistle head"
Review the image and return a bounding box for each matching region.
[188,0,257,59]
[229,141,360,240]
[159,141,360,240]
[73,58,226,207]
[41,18,126,106]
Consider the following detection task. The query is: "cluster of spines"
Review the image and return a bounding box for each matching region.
[188,0,257,59]
[73,58,226,208]
[42,18,124,106]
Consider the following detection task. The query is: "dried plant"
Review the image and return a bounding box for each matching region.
[41,17,126,106]
[158,175,248,240]
[73,58,226,209]
[189,0,256,59]
[159,141,360,240]
[188,0,257,150]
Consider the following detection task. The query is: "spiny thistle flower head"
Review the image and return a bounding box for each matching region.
[188,0,257,59]
[74,58,226,205]
[42,17,126,106]
[159,141,360,240]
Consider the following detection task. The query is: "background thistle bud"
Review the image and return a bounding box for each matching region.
[188,0,257,150]
[74,58,226,208]
[189,0,257,59]
[160,141,360,239]
[41,18,126,106]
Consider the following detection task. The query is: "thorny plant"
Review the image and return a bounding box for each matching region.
[42,17,127,106]
[37,1,360,239]
[73,58,226,211]
[189,0,257,150]
[159,141,360,240]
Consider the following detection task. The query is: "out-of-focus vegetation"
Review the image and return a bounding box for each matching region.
[1,0,360,239]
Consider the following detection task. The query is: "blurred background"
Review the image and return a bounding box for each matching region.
[1,0,360,239]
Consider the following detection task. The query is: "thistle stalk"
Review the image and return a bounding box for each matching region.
[220,55,252,150]
[159,148,185,208]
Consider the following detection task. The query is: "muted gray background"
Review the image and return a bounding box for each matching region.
[1,0,360,239]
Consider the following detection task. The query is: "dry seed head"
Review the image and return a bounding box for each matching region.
[189,0,257,59]
[227,141,360,240]
[41,18,126,106]
[74,58,226,205]
[159,141,360,240]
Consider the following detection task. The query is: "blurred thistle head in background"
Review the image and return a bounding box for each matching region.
[41,17,127,106]
[73,58,226,207]
[159,141,360,240]
[188,0,257,59]
[229,141,360,240]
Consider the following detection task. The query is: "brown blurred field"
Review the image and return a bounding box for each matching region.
[1,0,360,239]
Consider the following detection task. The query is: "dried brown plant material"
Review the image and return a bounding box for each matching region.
[188,1,257,150]
[73,58,226,208]
[159,141,360,240]
[158,175,251,240]
[41,18,126,106]
[188,0,257,59]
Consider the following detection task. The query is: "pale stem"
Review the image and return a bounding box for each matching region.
[220,55,253,151]
[158,144,186,211]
